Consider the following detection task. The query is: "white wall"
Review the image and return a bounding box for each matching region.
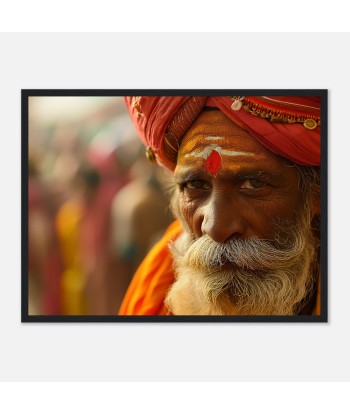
[0,32,348,381]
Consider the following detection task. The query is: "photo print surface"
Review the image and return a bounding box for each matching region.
[22,90,327,322]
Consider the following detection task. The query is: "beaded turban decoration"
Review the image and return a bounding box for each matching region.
[124,95,321,171]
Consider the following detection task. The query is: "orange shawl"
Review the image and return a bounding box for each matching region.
[118,221,182,315]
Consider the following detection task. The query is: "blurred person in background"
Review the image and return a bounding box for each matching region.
[119,95,322,316]
[110,140,173,310]
[28,155,62,315]
[55,163,99,315]
[55,140,130,315]
[80,145,130,314]
[32,119,89,315]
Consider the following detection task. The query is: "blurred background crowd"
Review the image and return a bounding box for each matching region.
[28,96,174,315]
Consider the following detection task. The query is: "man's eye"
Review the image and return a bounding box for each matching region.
[240,178,267,190]
[183,180,210,190]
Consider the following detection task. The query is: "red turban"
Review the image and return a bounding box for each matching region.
[124,95,321,170]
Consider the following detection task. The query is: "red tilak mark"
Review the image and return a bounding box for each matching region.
[205,150,221,175]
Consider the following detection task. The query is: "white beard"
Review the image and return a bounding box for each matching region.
[165,229,318,316]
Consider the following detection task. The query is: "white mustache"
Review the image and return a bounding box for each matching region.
[183,233,307,271]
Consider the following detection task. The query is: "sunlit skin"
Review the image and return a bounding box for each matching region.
[174,111,304,244]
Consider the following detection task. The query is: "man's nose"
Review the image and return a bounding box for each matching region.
[200,193,246,243]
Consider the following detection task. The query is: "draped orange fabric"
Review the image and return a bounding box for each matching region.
[118,220,182,315]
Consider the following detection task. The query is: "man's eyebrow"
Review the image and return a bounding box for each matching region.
[236,170,280,179]
[173,169,205,183]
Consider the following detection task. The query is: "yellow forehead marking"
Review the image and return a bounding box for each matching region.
[184,145,252,159]
[178,135,254,173]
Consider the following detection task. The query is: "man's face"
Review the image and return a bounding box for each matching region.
[168,110,318,316]
[174,110,302,244]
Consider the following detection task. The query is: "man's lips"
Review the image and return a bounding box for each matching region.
[205,260,265,272]
[207,261,238,271]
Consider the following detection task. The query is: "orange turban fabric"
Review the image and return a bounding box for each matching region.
[124,95,321,170]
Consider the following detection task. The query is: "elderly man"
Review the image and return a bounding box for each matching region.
[119,95,321,316]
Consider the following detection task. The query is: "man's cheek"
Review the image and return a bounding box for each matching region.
[179,199,199,232]
[251,198,300,236]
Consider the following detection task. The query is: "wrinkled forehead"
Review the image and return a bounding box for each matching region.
[176,110,274,170]
[179,110,253,148]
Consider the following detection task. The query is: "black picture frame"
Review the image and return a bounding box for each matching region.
[22,89,328,323]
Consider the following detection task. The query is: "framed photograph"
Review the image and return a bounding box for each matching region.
[22,89,327,322]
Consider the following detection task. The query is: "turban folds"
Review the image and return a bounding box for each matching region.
[124,95,321,170]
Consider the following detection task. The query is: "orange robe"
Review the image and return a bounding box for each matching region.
[119,220,181,315]
[119,220,321,316]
